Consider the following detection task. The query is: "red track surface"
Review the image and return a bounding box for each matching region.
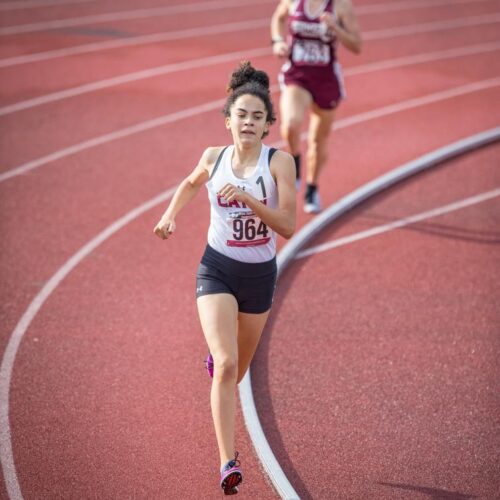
[1,0,499,498]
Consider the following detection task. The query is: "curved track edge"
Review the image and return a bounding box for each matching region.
[238,126,500,500]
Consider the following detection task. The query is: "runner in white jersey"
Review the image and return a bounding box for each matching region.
[207,143,278,263]
[153,62,296,496]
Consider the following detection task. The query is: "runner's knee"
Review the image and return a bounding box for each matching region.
[214,355,238,383]
[307,136,328,166]
[308,135,327,156]
[281,118,302,147]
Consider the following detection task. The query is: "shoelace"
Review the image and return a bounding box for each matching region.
[223,452,240,472]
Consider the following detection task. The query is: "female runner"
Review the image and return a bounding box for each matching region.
[154,61,296,495]
[271,0,362,212]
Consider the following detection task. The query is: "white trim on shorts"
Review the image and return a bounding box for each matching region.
[333,60,346,100]
[278,61,291,91]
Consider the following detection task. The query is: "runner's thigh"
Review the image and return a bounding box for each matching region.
[197,294,239,359]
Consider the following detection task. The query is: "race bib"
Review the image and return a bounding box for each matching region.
[292,39,330,66]
[226,211,270,247]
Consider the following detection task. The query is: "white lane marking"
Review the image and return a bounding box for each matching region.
[0,0,271,35]
[296,189,500,258]
[1,76,499,183]
[2,39,499,117]
[242,127,500,500]
[0,115,498,500]
[0,185,177,500]
[356,0,491,14]
[271,77,500,150]
[332,77,500,130]
[0,18,268,68]
[1,10,499,68]
[0,47,270,116]
[344,41,500,75]
[0,0,96,11]
[0,0,484,13]
[363,13,500,40]
[0,0,492,35]
[0,98,225,183]
[0,0,95,11]
[277,128,500,273]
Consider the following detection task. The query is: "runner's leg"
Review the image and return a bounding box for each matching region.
[236,310,271,384]
[197,293,239,468]
[306,103,335,185]
[280,84,311,156]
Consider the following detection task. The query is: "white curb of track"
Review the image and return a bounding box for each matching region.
[238,126,500,500]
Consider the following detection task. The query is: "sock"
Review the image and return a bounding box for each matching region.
[305,183,317,197]
[293,154,301,180]
[221,459,235,473]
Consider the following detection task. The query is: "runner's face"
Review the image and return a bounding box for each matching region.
[226,94,269,144]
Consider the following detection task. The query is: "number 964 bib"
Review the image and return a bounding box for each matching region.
[226,211,270,247]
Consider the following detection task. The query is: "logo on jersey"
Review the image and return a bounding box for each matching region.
[217,195,267,209]
[291,20,333,42]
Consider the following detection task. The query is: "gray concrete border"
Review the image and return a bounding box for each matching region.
[238,126,500,500]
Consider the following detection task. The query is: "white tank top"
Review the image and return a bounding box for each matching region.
[206,144,278,263]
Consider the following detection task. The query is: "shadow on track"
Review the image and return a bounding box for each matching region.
[377,482,478,499]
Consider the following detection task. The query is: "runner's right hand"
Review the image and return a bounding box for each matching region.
[153,218,176,240]
[272,41,289,58]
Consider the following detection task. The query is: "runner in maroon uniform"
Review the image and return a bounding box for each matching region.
[271,0,362,212]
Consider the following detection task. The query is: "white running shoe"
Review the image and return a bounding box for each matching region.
[304,189,321,213]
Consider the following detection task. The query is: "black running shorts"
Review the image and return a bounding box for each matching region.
[196,245,277,314]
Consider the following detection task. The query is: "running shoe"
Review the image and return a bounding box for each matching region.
[304,186,321,213]
[204,352,214,378]
[220,452,242,495]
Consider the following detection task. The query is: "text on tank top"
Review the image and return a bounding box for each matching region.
[289,0,337,67]
[206,145,278,262]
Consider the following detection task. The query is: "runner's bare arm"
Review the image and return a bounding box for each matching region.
[321,0,362,54]
[218,151,296,239]
[271,0,292,58]
[153,147,223,240]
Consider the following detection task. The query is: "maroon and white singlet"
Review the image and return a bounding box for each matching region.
[280,0,345,109]
[206,145,278,263]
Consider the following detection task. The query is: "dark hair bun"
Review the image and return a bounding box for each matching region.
[227,60,270,93]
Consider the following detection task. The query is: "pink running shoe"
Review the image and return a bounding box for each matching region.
[205,353,214,378]
[220,452,242,495]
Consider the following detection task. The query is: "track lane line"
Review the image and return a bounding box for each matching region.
[356,0,492,14]
[345,41,500,75]
[364,12,500,41]
[296,188,500,259]
[0,0,95,11]
[0,47,270,115]
[0,105,498,499]
[0,0,491,36]
[1,11,499,68]
[2,76,499,183]
[240,127,500,499]
[0,186,178,500]
[2,41,499,117]
[0,18,269,67]
[0,0,272,35]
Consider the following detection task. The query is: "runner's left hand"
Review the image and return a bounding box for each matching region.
[218,183,248,204]
[320,12,340,36]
